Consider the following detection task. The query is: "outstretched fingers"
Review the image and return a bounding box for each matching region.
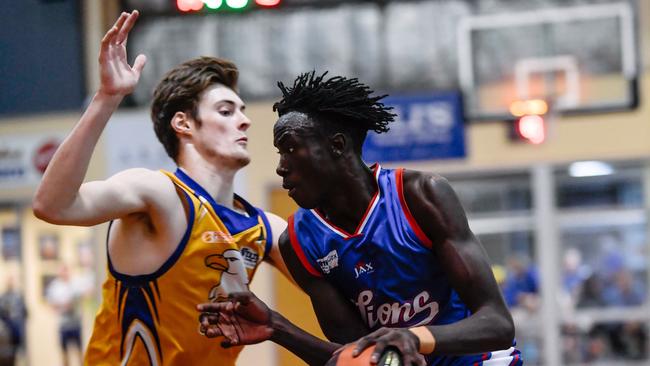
[116,10,139,45]
[99,25,119,63]
[112,12,129,33]
[99,12,130,65]
[199,312,220,330]
[197,310,240,346]
[102,12,128,45]
[214,312,241,347]
[96,10,146,96]
[197,301,236,315]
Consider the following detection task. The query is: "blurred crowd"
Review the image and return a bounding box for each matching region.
[0,265,93,366]
[497,246,648,364]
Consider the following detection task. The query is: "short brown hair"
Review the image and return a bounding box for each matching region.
[151,57,239,162]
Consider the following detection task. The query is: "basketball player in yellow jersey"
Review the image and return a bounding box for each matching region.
[32,11,291,366]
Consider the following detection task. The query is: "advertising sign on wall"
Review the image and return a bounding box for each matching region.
[363,92,466,163]
[0,134,64,189]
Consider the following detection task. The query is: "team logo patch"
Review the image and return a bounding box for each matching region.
[205,249,249,302]
[355,290,438,328]
[240,247,260,269]
[316,250,339,274]
[354,261,374,278]
[201,231,234,244]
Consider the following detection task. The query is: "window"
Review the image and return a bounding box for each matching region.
[443,161,649,365]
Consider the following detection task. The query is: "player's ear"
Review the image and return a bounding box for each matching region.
[171,111,192,137]
[329,133,347,158]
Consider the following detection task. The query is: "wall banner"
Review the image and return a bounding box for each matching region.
[0,134,64,189]
[362,91,466,162]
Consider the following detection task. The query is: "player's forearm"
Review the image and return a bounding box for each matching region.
[33,92,123,219]
[269,310,340,366]
[423,308,514,355]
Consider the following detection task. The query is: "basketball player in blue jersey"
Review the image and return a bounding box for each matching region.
[198,72,523,365]
[32,11,293,366]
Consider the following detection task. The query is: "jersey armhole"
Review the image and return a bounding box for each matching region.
[288,215,323,277]
[395,169,433,249]
[257,209,273,261]
[107,188,196,283]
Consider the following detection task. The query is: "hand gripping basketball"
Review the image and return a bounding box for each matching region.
[326,344,404,366]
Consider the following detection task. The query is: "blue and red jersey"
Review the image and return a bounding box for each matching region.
[288,164,522,366]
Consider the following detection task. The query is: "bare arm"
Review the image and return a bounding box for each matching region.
[262,212,296,285]
[199,230,368,365]
[352,171,514,362]
[404,171,514,354]
[32,11,147,225]
[276,230,368,344]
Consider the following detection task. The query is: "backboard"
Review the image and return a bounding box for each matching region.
[458,1,639,120]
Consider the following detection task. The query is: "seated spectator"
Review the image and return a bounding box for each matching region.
[502,254,539,310]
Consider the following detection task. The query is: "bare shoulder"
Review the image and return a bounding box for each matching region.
[109,168,175,196]
[112,168,186,228]
[106,168,182,217]
[401,169,453,205]
[263,211,288,230]
[263,212,294,282]
[400,169,470,243]
[108,167,170,186]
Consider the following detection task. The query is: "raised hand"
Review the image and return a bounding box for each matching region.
[352,327,426,366]
[98,11,147,97]
[197,291,274,347]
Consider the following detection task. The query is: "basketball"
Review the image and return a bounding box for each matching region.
[328,344,403,366]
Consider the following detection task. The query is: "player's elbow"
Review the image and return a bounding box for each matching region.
[32,197,65,224]
[33,198,50,221]
[32,202,56,223]
[492,312,516,349]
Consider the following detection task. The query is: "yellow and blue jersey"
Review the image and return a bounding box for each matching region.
[84,169,272,366]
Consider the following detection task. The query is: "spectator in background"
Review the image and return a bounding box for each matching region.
[502,254,539,310]
[0,276,27,366]
[562,247,589,299]
[576,274,605,308]
[45,265,92,366]
[602,269,645,307]
[0,314,15,366]
[498,258,541,364]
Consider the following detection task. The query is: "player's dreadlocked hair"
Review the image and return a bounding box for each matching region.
[273,71,396,153]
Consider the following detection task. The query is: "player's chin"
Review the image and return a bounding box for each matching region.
[232,153,251,168]
[290,193,318,210]
[326,344,404,366]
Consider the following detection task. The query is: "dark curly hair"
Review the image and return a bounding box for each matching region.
[151,57,239,162]
[273,71,395,153]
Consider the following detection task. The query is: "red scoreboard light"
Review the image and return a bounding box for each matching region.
[177,0,204,12]
[255,0,281,7]
[515,114,546,145]
[509,99,549,145]
[176,0,280,12]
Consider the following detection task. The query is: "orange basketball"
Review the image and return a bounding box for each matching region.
[329,344,403,366]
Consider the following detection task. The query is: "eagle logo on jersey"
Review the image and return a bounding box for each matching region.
[205,249,249,302]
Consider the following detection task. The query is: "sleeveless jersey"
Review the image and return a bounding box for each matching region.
[84,169,273,366]
[289,165,522,366]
